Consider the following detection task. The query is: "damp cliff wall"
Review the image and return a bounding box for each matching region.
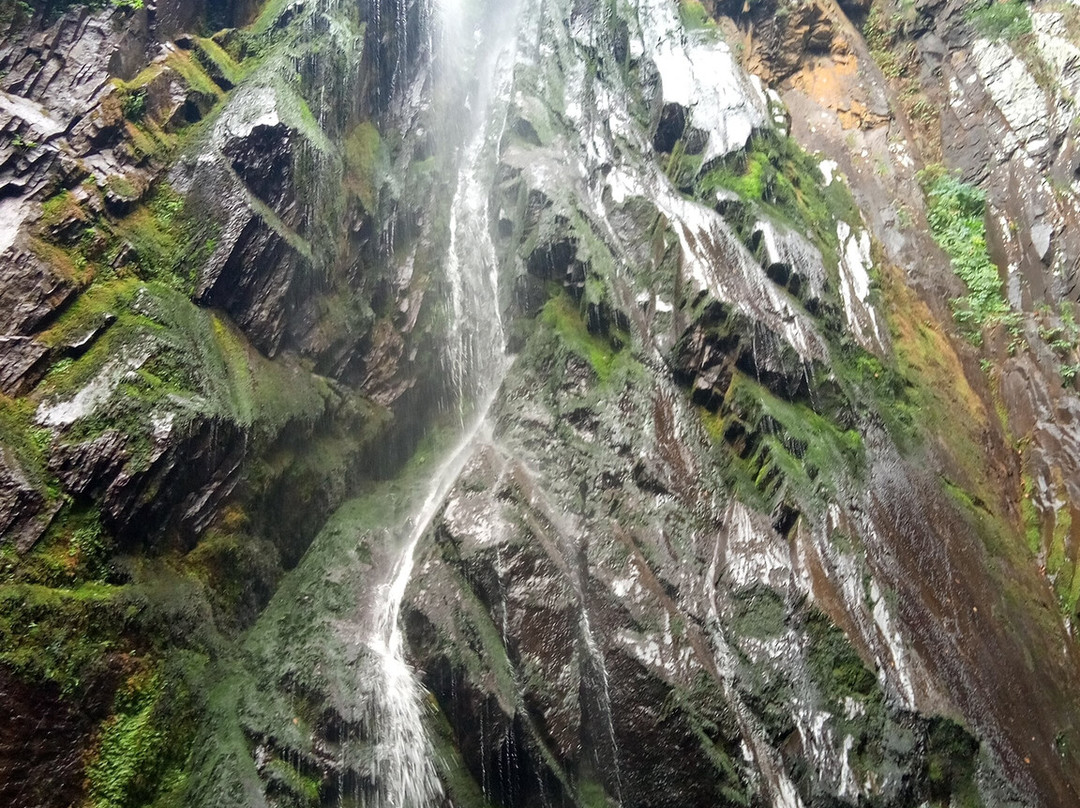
[4,0,1080,806]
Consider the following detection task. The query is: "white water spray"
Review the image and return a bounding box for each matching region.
[360,2,522,805]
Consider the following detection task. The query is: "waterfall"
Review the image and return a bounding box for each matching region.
[440,0,520,409]
[364,393,499,808]
[360,1,521,804]
[579,607,625,807]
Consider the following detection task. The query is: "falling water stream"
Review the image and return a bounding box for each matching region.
[360,2,521,804]
[364,389,500,808]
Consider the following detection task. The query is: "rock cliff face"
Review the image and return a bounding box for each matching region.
[5,0,1080,806]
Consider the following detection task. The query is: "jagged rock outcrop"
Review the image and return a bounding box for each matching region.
[0,0,446,804]
[7,0,1080,806]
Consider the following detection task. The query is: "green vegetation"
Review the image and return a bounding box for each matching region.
[863,2,942,147]
[920,166,1015,342]
[700,370,865,516]
[429,705,499,808]
[662,137,703,192]
[925,717,982,806]
[87,671,174,808]
[120,88,146,122]
[110,184,220,291]
[344,121,387,212]
[730,585,787,639]
[679,0,715,30]
[193,37,246,88]
[696,131,861,271]
[34,278,332,459]
[540,292,631,385]
[34,177,219,293]
[805,608,877,702]
[802,607,902,783]
[1036,303,1080,387]
[0,583,128,693]
[0,395,55,492]
[966,0,1032,41]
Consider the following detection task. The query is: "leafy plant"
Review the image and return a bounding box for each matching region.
[919,166,1016,342]
[120,88,146,121]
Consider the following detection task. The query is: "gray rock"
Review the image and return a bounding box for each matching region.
[0,246,79,337]
[0,336,50,396]
[0,448,58,552]
[1031,220,1054,263]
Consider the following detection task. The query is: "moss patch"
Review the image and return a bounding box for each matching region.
[540,292,630,385]
[343,121,387,212]
[966,0,1032,41]
[696,130,861,270]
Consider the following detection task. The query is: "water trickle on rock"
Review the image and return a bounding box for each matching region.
[359,1,522,804]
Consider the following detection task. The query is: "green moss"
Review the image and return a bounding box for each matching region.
[194,37,247,87]
[149,51,222,101]
[731,585,787,639]
[120,88,147,123]
[540,293,629,385]
[88,670,168,808]
[428,703,498,808]
[877,260,1001,508]
[184,530,282,632]
[804,608,878,704]
[1048,506,1069,577]
[1020,472,1042,554]
[578,779,612,808]
[452,576,519,703]
[0,395,56,492]
[830,347,921,450]
[111,183,219,292]
[0,582,130,695]
[925,716,982,806]
[344,121,387,212]
[696,131,860,271]
[38,189,90,233]
[663,137,704,190]
[966,0,1032,40]
[86,653,206,808]
[36,176,218,294]
[38,280,330,454]
[708,374,864,513]
[679,0,715,29]
[263,757,321,804]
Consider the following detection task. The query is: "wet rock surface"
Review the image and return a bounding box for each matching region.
[6,0,1080,805]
